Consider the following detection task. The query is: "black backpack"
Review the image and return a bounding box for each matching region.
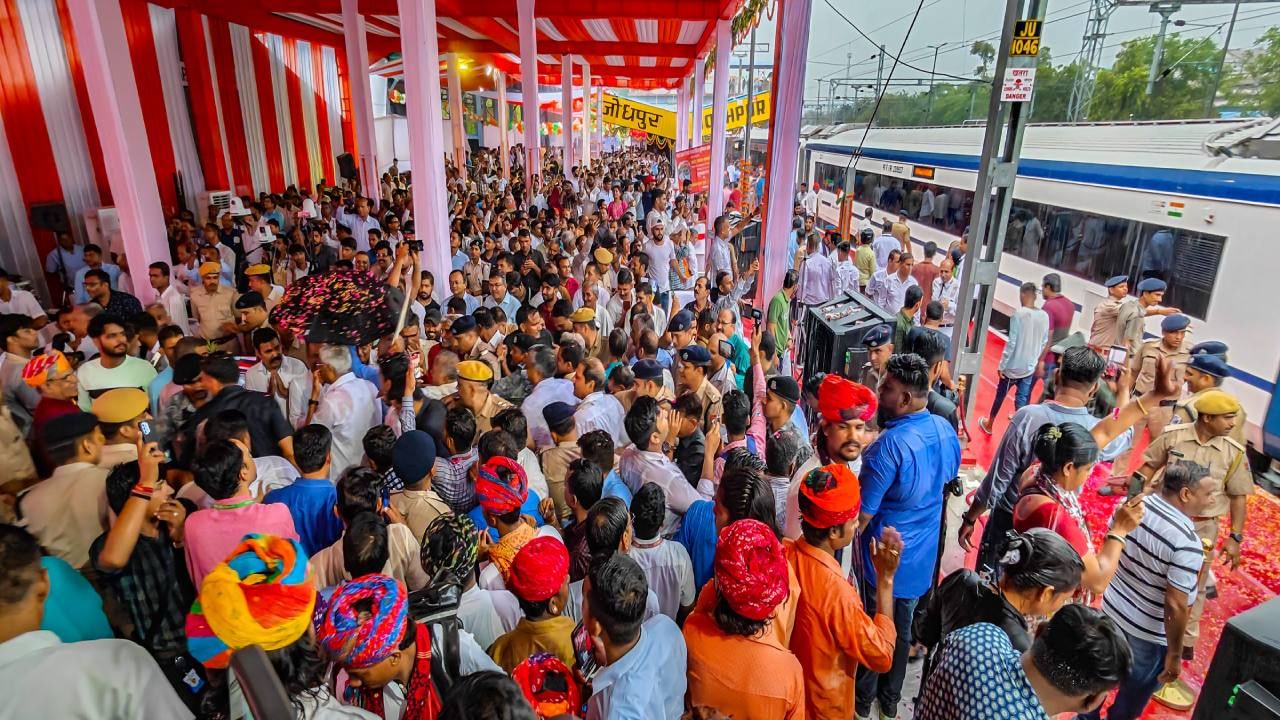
[407,579,463,696]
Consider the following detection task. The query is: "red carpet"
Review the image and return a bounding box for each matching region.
[962,332,1280,719]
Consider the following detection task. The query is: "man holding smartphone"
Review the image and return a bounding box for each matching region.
[90,388,152,471]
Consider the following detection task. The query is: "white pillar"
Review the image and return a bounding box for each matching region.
[692,57,706,146]
[66,0,168,297]
[498,72,511,181]
[760,0,813,300]
[676,84,689,150]
[517,0,539,184]
[446,53,466,184]
[707,21,731,218]
[561,55,574,177]
[340,0,380,205]
[398,0,450,291]
[580,62,591,166]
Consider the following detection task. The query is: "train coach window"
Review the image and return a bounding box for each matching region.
[1005,200,1223,320]
[813,161,846,193]
[854,171,975,235]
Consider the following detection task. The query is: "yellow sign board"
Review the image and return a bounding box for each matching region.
[600,91,773,141]
[1009,19,1041,56]
[600,93,676,138]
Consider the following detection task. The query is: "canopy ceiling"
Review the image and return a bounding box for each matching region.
[159,0,741,89]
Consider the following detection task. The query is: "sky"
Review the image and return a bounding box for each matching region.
[752,0,1280,105]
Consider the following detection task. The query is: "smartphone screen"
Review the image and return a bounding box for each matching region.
[1105,345,1128,378]
[718,339,733,359]
[572,621,599,681]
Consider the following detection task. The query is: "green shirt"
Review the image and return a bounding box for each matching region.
[768,290,791,352]
[893,311,914,352]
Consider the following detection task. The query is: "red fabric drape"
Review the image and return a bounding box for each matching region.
[119,0,178,214]
[175,9,229,190]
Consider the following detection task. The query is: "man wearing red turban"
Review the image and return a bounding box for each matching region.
[785,374,877,539]
[475,456,534,582]
[682,519,806,719]
[488,536,576,673]
[785,466,904,719]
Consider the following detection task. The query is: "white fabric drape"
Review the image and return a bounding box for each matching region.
[265,34,297,188]
[229,23,269,195]
[16,0,99,246]
[149,4,206,208]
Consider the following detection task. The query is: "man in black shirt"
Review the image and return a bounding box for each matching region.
[83,269,142,323]
[181,353,295,466]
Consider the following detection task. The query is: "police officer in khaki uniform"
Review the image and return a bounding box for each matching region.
[189,261,239,353]
[1117,278,1177,358]
[1135,390,1250,688]
[676,344,722,435]
[453,359,512,435]
[666,310,697,395]
[1088,275,1130,348]
[448,315,501,378]
[1129,312,1191,440]
[1170,351,1249,446]
[570,306,606,363]
[858,322,894,393]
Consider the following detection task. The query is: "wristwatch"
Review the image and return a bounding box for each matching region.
[1229,531,1245,543]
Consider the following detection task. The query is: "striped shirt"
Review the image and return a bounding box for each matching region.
[1101,494,1203,645]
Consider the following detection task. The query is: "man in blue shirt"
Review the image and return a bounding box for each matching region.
[72,244,121,304]
[264,424,342,556]
[856,353,961,720]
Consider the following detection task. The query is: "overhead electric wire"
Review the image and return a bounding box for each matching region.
[821,0,976,81]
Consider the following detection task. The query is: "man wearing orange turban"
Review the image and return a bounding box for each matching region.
[785,466,904,719]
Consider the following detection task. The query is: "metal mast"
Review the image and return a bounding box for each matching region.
[1066,0,1116,121]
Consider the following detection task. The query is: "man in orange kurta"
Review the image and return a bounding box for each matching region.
[786,463,902,720]
[684,519,807,719]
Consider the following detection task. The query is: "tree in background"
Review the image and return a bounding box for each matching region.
[1228,27,1280,114]
[1088,34,1222,120]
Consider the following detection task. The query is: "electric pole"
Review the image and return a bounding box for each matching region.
[1146,2,1179,96]
[951,0,1048,417]
[875,45,886,101]
[1206,1,1240,114]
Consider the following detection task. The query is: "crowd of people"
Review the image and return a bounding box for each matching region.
[0,143,1256,720]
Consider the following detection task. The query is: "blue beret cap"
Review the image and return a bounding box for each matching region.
[542,401,576,428]
[667,310,694,333]
[1190,340,1228,358]
[632,358,664,380]
[862,323,893,348]
[1161,313,1190,332]
[1104,275,1128,288]
[450,315,477,334]
[679,344,711,366]
[1188,353,1229,378]
[392,431,437,483]
[1136,278,1167,293]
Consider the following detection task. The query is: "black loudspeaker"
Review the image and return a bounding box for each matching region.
[336,153,357,180]
[800,291,894,377]
[1194,596,1280,720]
[30,203,70,233]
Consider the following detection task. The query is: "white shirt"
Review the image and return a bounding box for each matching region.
[869,271,919,315]
[76,355,158,410]
[244,355,313,429]
[629,537,696,621]
[705,235,734,284]
[872,234,901,269]
[156,284,189,333]
[574,391,627,441]
[933,276,960,325]
[618,447,706,537]
[458,584,522,651]
[336,210,381,252]
[0,288,43,320]
[249,455,299,497]
[520,378,579,450]
[802,190,818,216]
[644,237,676,293]
[0,631,193,719]
[314,372,382,479]
[518,447,550,500]
[834,257,860,296]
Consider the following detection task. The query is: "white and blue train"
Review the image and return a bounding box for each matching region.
[801,118,1280,452]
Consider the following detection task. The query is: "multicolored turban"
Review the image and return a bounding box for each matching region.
[513,652,582,718]
[475,456,528,516]
[713,519,789,622]
[818,374,877,424]
[507,536,570,603]
[799,464,862,529]
[186,534,316,669]
[420,513,479,585]
[21,350,70,387]
[317,574,408,669]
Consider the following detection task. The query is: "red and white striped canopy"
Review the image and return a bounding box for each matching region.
[156,0,739,89]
